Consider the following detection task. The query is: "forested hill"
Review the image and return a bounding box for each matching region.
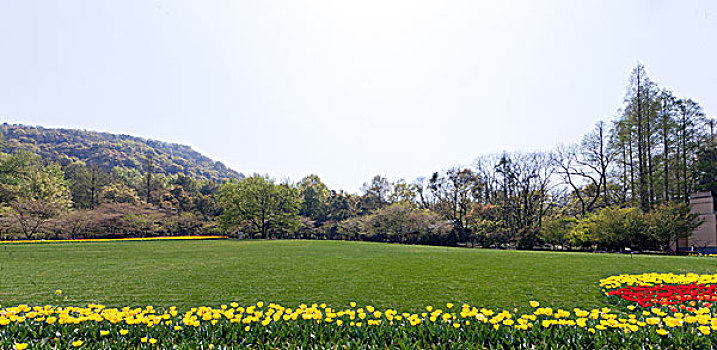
[0,123,242,182]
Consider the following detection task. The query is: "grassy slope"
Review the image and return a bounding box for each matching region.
[1,240,716,311]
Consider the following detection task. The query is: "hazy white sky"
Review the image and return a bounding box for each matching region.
[1,1,715,192]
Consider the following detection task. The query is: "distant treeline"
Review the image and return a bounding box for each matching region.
[1,64,715,253]
[0,123,242,182]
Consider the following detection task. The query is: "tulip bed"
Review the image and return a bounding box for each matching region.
[2,274,717,349]
[602,273,717,309]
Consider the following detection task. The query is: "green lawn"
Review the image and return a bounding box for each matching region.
[1,239,716,311]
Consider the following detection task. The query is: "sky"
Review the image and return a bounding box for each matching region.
[0,1,715,192]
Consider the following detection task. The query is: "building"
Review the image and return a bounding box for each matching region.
[679,191,717,254]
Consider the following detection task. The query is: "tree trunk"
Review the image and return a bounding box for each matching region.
[636,76,649,212]
[645,93,655,209]
[662,115,670,202]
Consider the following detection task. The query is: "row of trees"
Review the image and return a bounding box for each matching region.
[541,203,701,252]
[216,64,714,252]
[0,145,222,240]
[558,64,713,214]
[0,64,714,253]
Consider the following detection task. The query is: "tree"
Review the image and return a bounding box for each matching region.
[0,151,71,239]
[695,140,717,195]
[325,190,359,222]
[390,179,419,205]
[412,177,433,209]
[143,151,155,204]
[656,91,678,202]
[553,145,600,216]
[568,206,646,251]
[112,167,144,190]
[429,168,482,243]
[193,180,221,218]
[165,212,203,236]
[493,153,555,248]
[297,174,330,224]
[580,121,615,207]
[623,63,651,211]
[553,122,615,217]
[0,206,16,240]
[100,183,141,204]
[539,214,576,249]
[337,203,451,245]
[218,174,300,239]
[609,65,710,211]
[54,209,93,240]
[10,199,65,239]
[90,203,143,236]
[64,162,110,209]
[0,151,70,206]
[645,202,702,253]
[675,99,707,201]
[0,151,37,204]
[360,175,391,214]
[124,209,164,237]
[466,203,502,247]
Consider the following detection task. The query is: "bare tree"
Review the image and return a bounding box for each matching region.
[57,209,93,239]
[428,168,482,243]
[10,199,64,240]
[579,121,616,207]
[553,144,599,216]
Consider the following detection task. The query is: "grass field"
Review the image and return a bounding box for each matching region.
[1,239,716,311]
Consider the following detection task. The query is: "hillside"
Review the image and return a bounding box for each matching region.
[0,123,242,182]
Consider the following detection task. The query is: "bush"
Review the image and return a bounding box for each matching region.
[336,203,452,244]
[568,206,646,251]
[644,202,702,253]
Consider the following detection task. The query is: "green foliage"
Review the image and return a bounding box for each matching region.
[219,174,301,238]
[0,123,241,182]
[326,190,360,222]
[465,203,502,246]
[389,179,419,204]
[566,203,702,253]
[111,167,144,189]
[696,139,717,195]
[0,151,71,205]
[63,162,111,208]
[0,151,72,239]
[644,202,702,252]
[0,67,713,252]
[100,182,141,204]
[297,174,330,223]
[539,214,576,248]
[568,206,646,250]
[0,135,227,240]
[360,175,391,214]
[344,203,452,244]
